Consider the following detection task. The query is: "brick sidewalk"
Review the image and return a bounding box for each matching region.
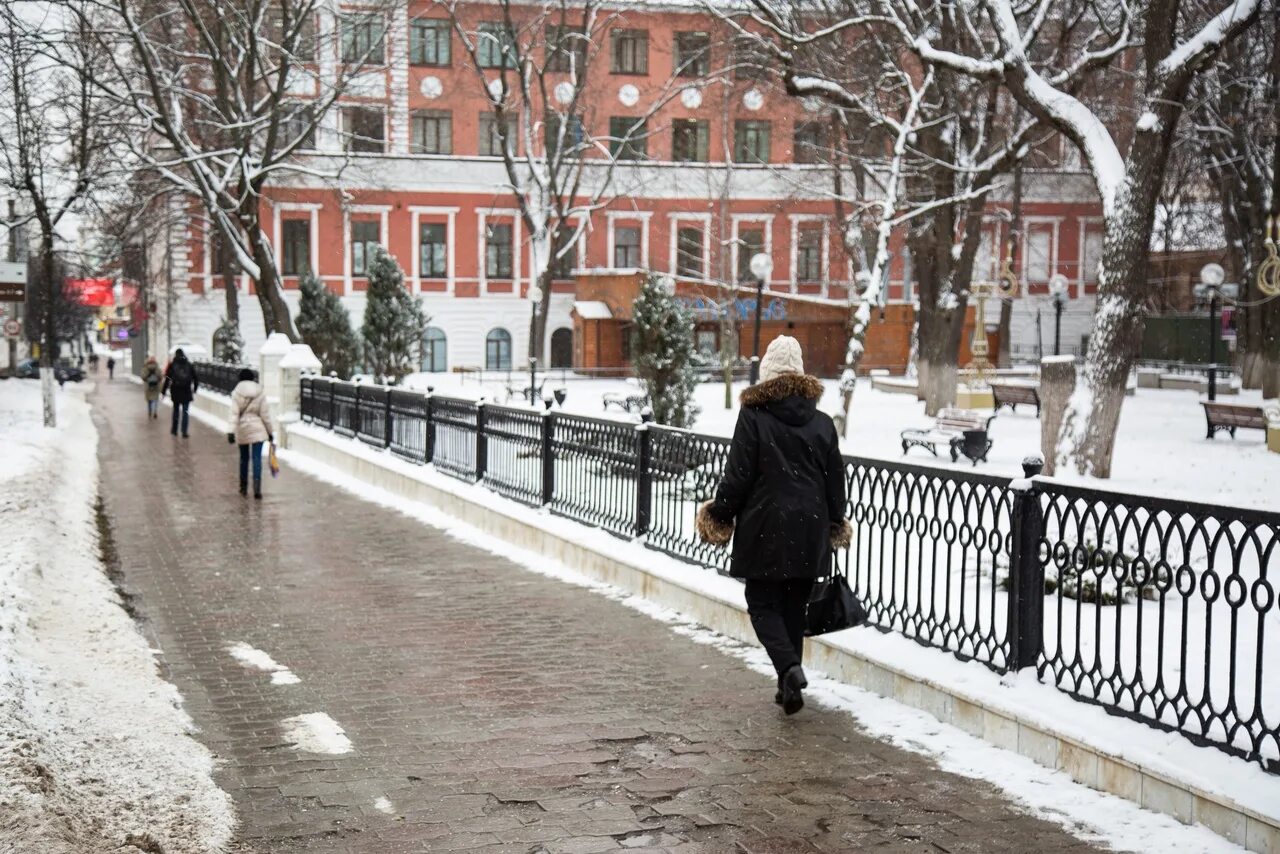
[93,383,1104,854]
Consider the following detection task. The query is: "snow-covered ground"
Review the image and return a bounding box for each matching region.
[0,378,233,853]
[401,371,1280,512]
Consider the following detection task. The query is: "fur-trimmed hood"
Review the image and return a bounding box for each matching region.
[740,374,824,427]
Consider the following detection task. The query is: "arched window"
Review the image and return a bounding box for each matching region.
[550,327,573,369]
[485,328,512,371]
[422,327,447,372]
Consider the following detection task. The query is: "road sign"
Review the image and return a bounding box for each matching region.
[3,318,19,338]
[0,261,26,302]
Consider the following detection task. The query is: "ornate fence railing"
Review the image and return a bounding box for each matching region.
[193,361,247,396]
[298,376,1279,772]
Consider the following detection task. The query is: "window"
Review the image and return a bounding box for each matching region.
[409,18,450,66]
[736,227,764,281]
[608,116,647,160]
[544,112,585,159]
[423,327,447,372]
[674,31,709,77]
[477,22,516,69]
[545,25,586,72]
[672,119,709,162]
[733,36,770,80]
[1081,228,1102,284]
[281,219,310,276]
[419,222,447,278]
[550,328,573,369]
[793,120,827,164]
[695,328,718,356]
[734,120,771,163]
[350,220,380,276]
[479,112,516,156]
[280,103,316,150]
[340,13,384,64]
[270,11,316,61]
[611,29,648,74]
[550,229,578,279]
[342,107,385,153]
[796,225,822,283]
[411,110,452,154]
[1025,229,1052,282]
[486,223,513,279]
[614,226,641,268]
[676,226,704,278]
[485,328,512,371]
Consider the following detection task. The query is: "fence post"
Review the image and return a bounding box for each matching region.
[328,380,336,429]
[475,400,488,482]
[541,411,555,506]
[354,384,363,436]
[1006,455,1046,671]
[383,387,393,449]
[634,413,653,537]
[424,388,434,465]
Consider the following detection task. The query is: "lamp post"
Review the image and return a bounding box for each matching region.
[527,284,542,405]
[747,252,773,385]
[1201,263,1225,402]
[1048,273,1070,356]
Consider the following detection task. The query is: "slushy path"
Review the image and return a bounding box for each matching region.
[93,382,1103,853]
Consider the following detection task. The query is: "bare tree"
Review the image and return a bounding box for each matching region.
[887,0,1263,477]
[446,0,686,363]
[80,0,403,343]
[0,2,121,426]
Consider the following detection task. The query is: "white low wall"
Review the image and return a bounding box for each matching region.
[249,405,1278,854]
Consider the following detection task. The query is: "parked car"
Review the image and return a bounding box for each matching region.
[15,358,85,383]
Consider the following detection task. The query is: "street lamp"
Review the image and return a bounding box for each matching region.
[747,252,773,385]
[527,284,543,405]
[1048,273,1070,356]
[1200,262,1225,402]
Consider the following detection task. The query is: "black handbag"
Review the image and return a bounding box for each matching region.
[805,564,868,636]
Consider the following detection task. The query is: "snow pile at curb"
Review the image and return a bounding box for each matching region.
[0,380,234,853]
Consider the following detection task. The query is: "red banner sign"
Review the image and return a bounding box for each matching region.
[66,277,116,307]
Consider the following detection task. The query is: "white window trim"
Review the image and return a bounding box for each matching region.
[343,204,391,295]
[668,211,712,280]
[1021,215,1062,288]
[606,210,652,270]
[788,214,829,295]
[477,207,521,296]
[730,214,774,284]
[272,202,322,282]
[410,205,459,295]
[1076,216,1104,296]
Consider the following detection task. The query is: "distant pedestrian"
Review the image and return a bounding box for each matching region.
[162,348,199,437]
[230,368,276,499]
[107,356,116,380]
[89,353,99,372]
[141,355,162,420]
[696,336,849,715]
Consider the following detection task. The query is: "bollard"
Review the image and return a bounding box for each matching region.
[1005,455,1046,670]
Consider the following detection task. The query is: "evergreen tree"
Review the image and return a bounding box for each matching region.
[631,273,700,428]
[361,247,428,385]
[212,316,244,365]
[296,271,361,379]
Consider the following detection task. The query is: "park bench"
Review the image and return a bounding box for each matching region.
[603,390,650,414]
[990,382,1041,416]
[901,408,996,465]
[1201,401,1268,440]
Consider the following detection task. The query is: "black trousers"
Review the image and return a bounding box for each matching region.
[743,579,814,678]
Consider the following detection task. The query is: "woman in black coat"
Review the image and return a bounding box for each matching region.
[696,336,849,714]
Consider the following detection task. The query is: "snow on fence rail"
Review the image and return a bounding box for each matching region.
[288,375,1280,772]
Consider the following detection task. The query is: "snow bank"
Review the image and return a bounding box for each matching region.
[0,379,234,853]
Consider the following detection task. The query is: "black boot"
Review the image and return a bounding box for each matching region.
[781,664,807,716]
[253,477,262,499]
[774,675,783,706]
[239,476,248,496]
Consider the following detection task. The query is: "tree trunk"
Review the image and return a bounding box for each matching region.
[997,298,1013,368]
[39,233,56,427]
[917,304,965,415]
[248,223,298,341]
[220,237,240,333]
[1039,357,1076,476]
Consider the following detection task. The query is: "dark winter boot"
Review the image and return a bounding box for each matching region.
[239,476,248,496]
[774,675,783,706]
[253,478,262,499]
[781,665,807,716]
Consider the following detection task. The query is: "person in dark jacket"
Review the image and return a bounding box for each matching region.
[161,348,199,437]
[696,336,850,715]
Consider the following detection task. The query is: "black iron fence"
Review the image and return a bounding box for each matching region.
[195,361,247,396]
[296,376,1278,772]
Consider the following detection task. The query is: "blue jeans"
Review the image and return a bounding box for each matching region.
[147,399,158,417]
[239,442,264,483]
[171,401,190,435]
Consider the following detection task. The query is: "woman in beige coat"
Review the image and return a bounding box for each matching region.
[231,368,276,498]
[141,356,163,419]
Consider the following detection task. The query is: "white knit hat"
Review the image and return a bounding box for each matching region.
[758,335,804,383]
